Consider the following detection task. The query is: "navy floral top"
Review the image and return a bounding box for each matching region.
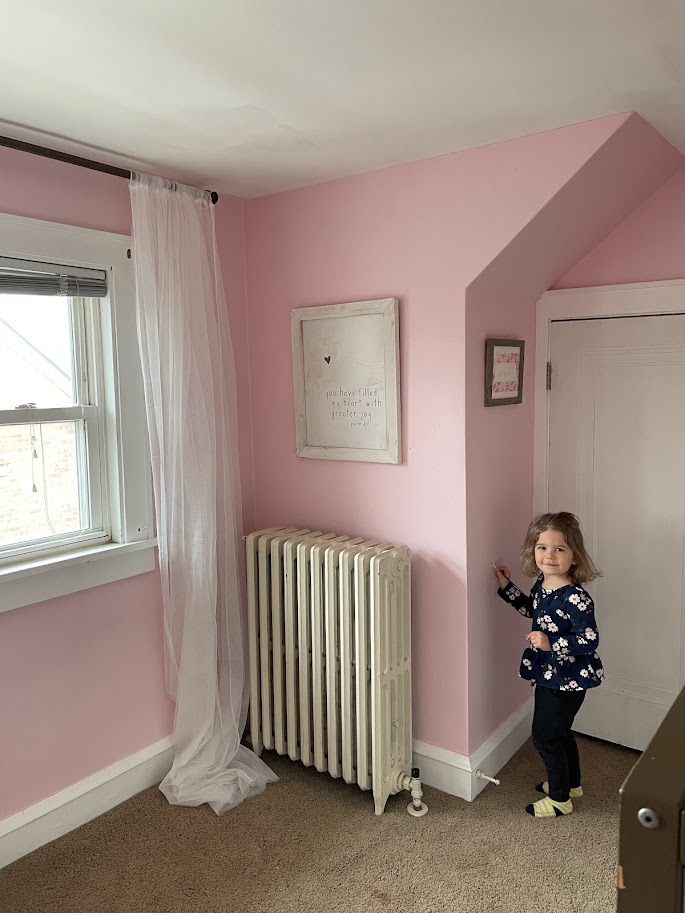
[498,578,604,691]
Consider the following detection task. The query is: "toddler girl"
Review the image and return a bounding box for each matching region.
[493,512,603,818]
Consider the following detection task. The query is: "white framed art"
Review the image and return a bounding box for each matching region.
[291,297,401,463]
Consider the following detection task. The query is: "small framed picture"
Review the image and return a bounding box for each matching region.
[484,338,525,406]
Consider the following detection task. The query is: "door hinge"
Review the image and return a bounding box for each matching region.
[546,362,552,391]
[680,810,685,866]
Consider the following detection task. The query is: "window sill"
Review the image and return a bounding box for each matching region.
[0,539,158,614]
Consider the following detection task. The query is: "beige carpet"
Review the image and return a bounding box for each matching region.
[0,735,636,913]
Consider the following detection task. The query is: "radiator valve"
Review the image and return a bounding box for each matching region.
[401,767,428,817]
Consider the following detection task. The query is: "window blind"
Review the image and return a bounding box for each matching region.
[0,256,107,297]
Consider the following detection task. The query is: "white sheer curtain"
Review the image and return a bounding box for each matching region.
[129,173,276,814]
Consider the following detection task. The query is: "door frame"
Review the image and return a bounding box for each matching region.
[534,279,685,515]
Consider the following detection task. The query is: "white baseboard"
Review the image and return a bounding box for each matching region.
[0,736,174,869]
[413,697,533,802]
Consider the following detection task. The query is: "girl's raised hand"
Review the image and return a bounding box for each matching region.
[492,564,510,588]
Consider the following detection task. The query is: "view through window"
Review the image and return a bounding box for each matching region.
[0,294,105,557]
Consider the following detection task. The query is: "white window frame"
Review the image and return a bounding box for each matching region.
[0,213,155,613]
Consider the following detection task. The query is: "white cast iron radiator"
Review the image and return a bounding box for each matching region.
[246,528,428,816]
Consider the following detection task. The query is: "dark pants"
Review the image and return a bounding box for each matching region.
[532,685,586,802]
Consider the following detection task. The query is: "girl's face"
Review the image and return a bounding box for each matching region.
[535,528,574,579]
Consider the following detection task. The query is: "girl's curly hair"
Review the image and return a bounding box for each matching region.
[521,512,602,584]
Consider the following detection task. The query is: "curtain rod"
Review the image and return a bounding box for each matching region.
[0,134,219,204]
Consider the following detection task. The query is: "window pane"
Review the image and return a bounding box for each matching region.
[0,295,75,409]
[0,422,88,548]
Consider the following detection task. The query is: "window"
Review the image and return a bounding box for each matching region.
[0,285,108,560]
[0,214,154,613]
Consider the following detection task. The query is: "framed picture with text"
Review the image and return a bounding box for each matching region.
[291,298,401,463]
[484,338,525,406]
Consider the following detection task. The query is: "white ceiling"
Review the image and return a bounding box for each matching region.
[2,0,685,198]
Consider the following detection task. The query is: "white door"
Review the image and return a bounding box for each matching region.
[548,314,685,751]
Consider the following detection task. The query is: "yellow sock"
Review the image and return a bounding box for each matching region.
[526,796,573,818]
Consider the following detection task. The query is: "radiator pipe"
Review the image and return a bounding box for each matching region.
[475,769,501,786]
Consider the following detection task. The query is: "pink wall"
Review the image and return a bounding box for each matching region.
[245,170,471,751]
[242,113,679,756]
[557,167,685,288]
[0,148,253,820]
[464,117,683,752]
[0,571,172,817]
[0,146,132,235]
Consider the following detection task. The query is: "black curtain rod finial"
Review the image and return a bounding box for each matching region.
[210,191,219,204]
